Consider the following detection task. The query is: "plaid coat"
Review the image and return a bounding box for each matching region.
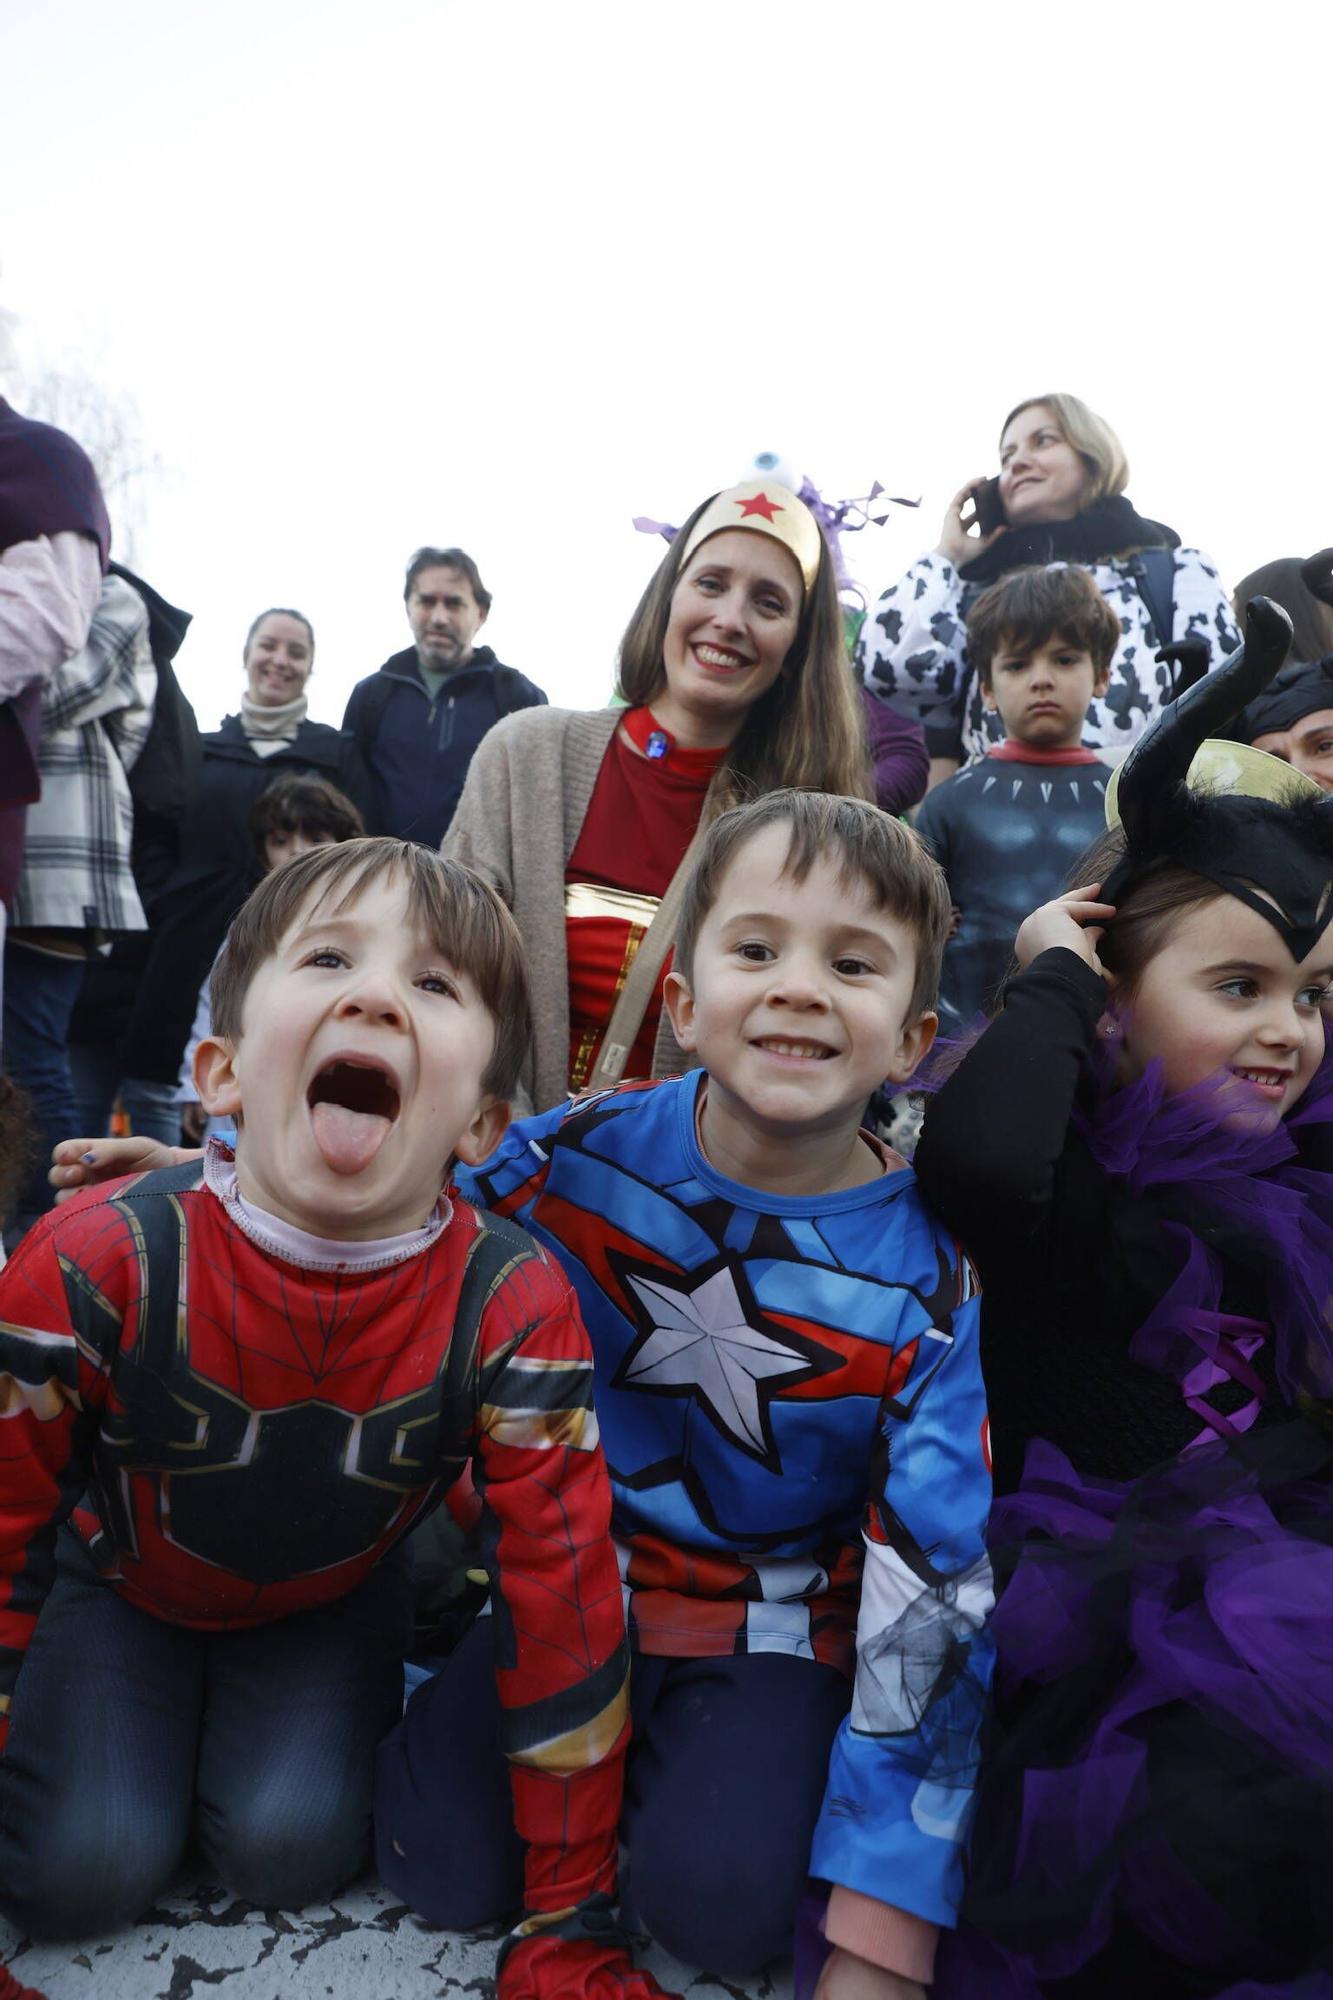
[10,572,155,932]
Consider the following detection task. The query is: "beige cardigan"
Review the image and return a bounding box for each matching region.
[444,706,696,1115]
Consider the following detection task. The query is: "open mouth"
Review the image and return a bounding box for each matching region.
[307,1057,402,1175]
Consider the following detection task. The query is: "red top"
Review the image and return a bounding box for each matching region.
[0,1171,634,1999]
[565,709,726,1091]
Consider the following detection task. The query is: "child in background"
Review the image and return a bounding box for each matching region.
[915,604,1333,1996]
[8,839,664,2000]
[177,772,365,1144]
[913,566,1117,1029]
[376,791,993,1996]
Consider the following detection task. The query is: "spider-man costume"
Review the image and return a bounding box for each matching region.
[463,1071,995,1939]
[0,1154,650,1999]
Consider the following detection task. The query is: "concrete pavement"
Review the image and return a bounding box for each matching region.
[1,1874,792,2000]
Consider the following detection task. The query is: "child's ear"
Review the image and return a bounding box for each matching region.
[886,1008,938,1085]
[194,1035,242,1118]
[662,968,698,1051]
[1093,663,1112,696]
[453,1095,510,1169]
[980,680,997,712]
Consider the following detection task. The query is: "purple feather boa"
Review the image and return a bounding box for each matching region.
[1071,1027,1333,1416]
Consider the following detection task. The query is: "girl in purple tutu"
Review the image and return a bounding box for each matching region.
[914,599,1333,2000]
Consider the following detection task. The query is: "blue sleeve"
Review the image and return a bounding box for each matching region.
[809,1214,994,1930]
[454,1094,573,1212]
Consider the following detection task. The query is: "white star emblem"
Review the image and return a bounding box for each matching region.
[618,1263,815,1466]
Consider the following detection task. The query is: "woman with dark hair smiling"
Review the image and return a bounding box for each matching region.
[101,607,374,1139]
[858,393,1241,787]
[444,480,873,1114]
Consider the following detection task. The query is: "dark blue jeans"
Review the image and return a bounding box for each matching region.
[0,1531,411,1941]
[66,1040,184,1145]
[2,938,86,1235]
[375,1614,851,1976]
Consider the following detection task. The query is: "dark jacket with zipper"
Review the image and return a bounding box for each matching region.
[343,645,546,849]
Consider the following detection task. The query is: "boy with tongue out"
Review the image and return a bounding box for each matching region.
[0,837,669,2000]
[49,800,994,1996]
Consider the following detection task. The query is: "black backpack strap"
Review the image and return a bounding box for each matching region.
[409,1209,542,1650]
[1130,547,1176,650]
[435,1208,540,1459]
[110,1166,208,1371]
[119,1161,210,1198]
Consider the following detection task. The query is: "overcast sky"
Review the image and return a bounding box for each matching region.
[3,0,1325,731]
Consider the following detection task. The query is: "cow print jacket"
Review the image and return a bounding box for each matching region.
[856,545,1241,764]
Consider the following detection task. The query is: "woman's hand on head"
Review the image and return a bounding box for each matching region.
[1015,883,1116,978]
[935,478,1008,571]
[49,1136,200,1200]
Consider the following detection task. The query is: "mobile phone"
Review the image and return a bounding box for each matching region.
[971,477,1006,537]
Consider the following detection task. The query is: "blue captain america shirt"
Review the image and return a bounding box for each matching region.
[461,1069,994,1928]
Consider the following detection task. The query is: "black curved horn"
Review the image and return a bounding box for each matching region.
[1114,595,1294,856]
[1301,548,1333,610]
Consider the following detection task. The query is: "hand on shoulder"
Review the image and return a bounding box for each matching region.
[49,1136,199,1199]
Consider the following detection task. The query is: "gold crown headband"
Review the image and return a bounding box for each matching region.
[677,481,823,598]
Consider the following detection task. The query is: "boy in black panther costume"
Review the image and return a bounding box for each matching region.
[913,566,1117,1028]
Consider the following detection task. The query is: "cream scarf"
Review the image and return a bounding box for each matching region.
[240,691,308,756]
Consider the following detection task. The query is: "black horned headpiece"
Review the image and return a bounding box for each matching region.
[1103,596,1333,962]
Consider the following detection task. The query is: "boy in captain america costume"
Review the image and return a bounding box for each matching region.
[1,839,669,2000]
[376,793,995,1998]
[52,801,994,1993]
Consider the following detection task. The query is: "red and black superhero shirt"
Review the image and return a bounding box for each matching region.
[0,1164,630,1946]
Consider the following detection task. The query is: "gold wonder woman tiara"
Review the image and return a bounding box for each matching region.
[677,481,823,598]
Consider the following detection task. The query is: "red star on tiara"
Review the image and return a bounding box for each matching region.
[735,491,784,522]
